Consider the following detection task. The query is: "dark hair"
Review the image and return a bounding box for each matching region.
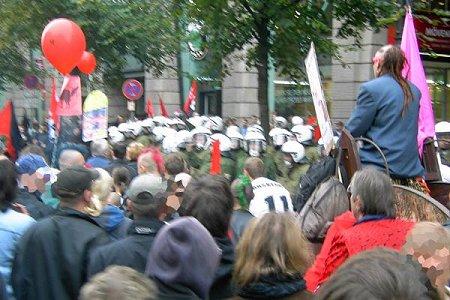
[112,142,127,160]
[164,153,187,176]
[19,144,47,163]
[318,248,431,300]
[180,175,234,238]
[244,157,265,179]
[0,159,18,212]
[377,45,413,116]
[349,167,396,218]
[131,192,167,219]
[112,167,131,194]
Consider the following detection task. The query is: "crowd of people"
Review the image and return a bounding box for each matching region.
[0,44,449,300]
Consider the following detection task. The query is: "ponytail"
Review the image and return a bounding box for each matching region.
[377,46,413,116]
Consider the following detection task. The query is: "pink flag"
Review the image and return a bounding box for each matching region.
[400,11,435,157]
[58,75,82,116]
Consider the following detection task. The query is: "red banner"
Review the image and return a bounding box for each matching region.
[414,15,450,54]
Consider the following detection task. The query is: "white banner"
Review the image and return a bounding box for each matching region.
[305,42,334,155]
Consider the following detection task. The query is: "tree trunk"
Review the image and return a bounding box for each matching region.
[256,21,270,141]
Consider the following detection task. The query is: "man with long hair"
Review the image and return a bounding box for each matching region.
[346,45,424,189]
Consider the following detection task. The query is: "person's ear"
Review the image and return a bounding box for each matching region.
[83,189,92,204]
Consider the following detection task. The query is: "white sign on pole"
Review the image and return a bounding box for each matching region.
[127,100,135,111]
[304,42,334,155]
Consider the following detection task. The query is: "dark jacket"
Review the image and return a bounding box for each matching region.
[107,159,138,178]
[230,210,254,246]
[15,189,56,220]
[88,218,165,276]
[93,204,132,240]
[236,274,310,300]
[153,278,202,300]
[210,237,236,299]
[346,75,424,178]
[12,208,111,300]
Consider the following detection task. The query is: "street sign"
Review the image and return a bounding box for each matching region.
[127,100,135,111]
[305,42,334,155]
[122,79,143,101]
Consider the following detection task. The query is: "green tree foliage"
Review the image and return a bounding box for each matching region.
[0,0,182,90]
[185,0,399,134]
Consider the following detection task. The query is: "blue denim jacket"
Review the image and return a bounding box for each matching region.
[0,209,35,298]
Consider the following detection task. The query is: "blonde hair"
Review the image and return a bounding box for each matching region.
[233,212,312,286]
[126,142,144,161]
[79,266,158,300]
[85,168,113,217]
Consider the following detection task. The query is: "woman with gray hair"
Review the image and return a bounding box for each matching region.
[306,167,415,291]
[87,168,131,240]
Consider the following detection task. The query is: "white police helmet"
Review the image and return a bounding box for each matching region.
[291,116,304,126]
[281,140,305,163]
[291,125,313,144]
[244,131,266,157]
[190,126,212,150]
[211,133,232,152]
[274,116,288,128]
[141,118,155,134]
[209,116,224,132]
[269,127,293,147]
[226,129,244,150]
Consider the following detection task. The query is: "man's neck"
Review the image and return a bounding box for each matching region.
[59,202,86,213]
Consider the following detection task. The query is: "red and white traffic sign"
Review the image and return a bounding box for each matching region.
[122,79,143,101]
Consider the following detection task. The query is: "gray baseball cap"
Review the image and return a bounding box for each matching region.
[125,174,167,204]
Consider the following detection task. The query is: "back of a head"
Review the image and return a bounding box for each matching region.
[349,167,395,218]
[137,152,157,174]
[112,142,127,160]
[126,142,144,162]
[376,45,412,115]
[234,213,311,287]
[164,153,187,176]
[80,266,158,300]
[402,222,450,292]
[317,248,431,300]
[112,167,131,192]
[91,139,110,157]
[0,159,17,212]
[244,157,265,179]
[180,175,234,238]
[58,149,85,171]
[87,169,114,216]
[146,217,220,299]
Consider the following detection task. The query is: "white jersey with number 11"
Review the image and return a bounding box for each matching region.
[249,177,294,218]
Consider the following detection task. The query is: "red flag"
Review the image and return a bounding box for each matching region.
[159,97,169,117]
[183,80,198,116]
[50,77,60,131]
[145,98,154,118]
[0,101,23,159]
[210,140,221,175]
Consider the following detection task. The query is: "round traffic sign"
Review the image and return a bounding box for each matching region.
[122,79,143,101]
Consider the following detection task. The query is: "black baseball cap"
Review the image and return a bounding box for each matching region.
[54,166,99,198]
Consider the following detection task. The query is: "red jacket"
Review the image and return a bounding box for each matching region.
[305,211,356,292]
[306,217,414,292]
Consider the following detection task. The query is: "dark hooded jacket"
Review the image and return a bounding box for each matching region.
[11,208,111,300]
[15,189,55,220]
[235,273,310,300]
[88,218,165,276]
[210,237,236,299]
[93,204,132,240]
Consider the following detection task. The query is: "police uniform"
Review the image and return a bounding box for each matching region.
[277,161,309,198]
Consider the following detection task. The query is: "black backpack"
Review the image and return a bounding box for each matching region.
[293,155,336,211]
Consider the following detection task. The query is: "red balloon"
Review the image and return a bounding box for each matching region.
[41,18,86,75]
[77,51,96,74]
